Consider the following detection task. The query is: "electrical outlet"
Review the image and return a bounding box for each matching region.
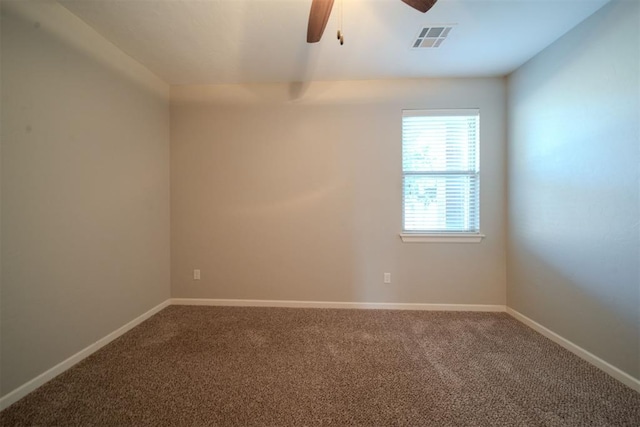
[193,269,201,280]
[384,273,391,284]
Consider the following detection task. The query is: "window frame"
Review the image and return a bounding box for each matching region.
[400,109,485,243]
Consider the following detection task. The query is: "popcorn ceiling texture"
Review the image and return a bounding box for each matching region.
[2,306,639,426]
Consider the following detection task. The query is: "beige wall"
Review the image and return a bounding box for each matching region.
[507,0,639,379]
[1,1,171,395]
[171,78,506,304]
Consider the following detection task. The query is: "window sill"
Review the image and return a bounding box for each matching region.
[399,233,485,243]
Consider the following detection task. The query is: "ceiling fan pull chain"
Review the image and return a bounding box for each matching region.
[338,0,344,45]
[308,0,436,44]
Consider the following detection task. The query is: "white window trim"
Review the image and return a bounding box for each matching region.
[399,233,485,243]
[401,108,482,242]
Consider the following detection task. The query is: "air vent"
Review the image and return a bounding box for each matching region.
[412,26,453,49]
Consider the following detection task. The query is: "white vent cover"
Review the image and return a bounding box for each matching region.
[412,26,454,49]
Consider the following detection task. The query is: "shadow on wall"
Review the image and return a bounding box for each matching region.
[233,0,321,101]
[171,102,366,303]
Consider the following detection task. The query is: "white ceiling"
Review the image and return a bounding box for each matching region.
[58,0,610,85]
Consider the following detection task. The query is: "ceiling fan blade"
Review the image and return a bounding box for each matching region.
[401,0,438,13]
[307,0,335,43]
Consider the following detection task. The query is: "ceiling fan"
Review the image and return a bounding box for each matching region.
[307,0,438,43]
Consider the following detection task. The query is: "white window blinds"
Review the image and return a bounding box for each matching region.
[402,109,480,233]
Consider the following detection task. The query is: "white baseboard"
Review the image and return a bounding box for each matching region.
[0,299,171,411]
[170,298,506,312]
[506,307,640,392]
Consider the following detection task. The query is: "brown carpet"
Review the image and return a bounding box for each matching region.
[1,306,639,426]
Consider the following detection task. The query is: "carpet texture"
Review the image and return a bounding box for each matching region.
[1,306,639,426]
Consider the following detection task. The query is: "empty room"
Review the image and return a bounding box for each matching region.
[1,0,639,425]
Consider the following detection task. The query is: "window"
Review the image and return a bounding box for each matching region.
[401,109,482,243]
